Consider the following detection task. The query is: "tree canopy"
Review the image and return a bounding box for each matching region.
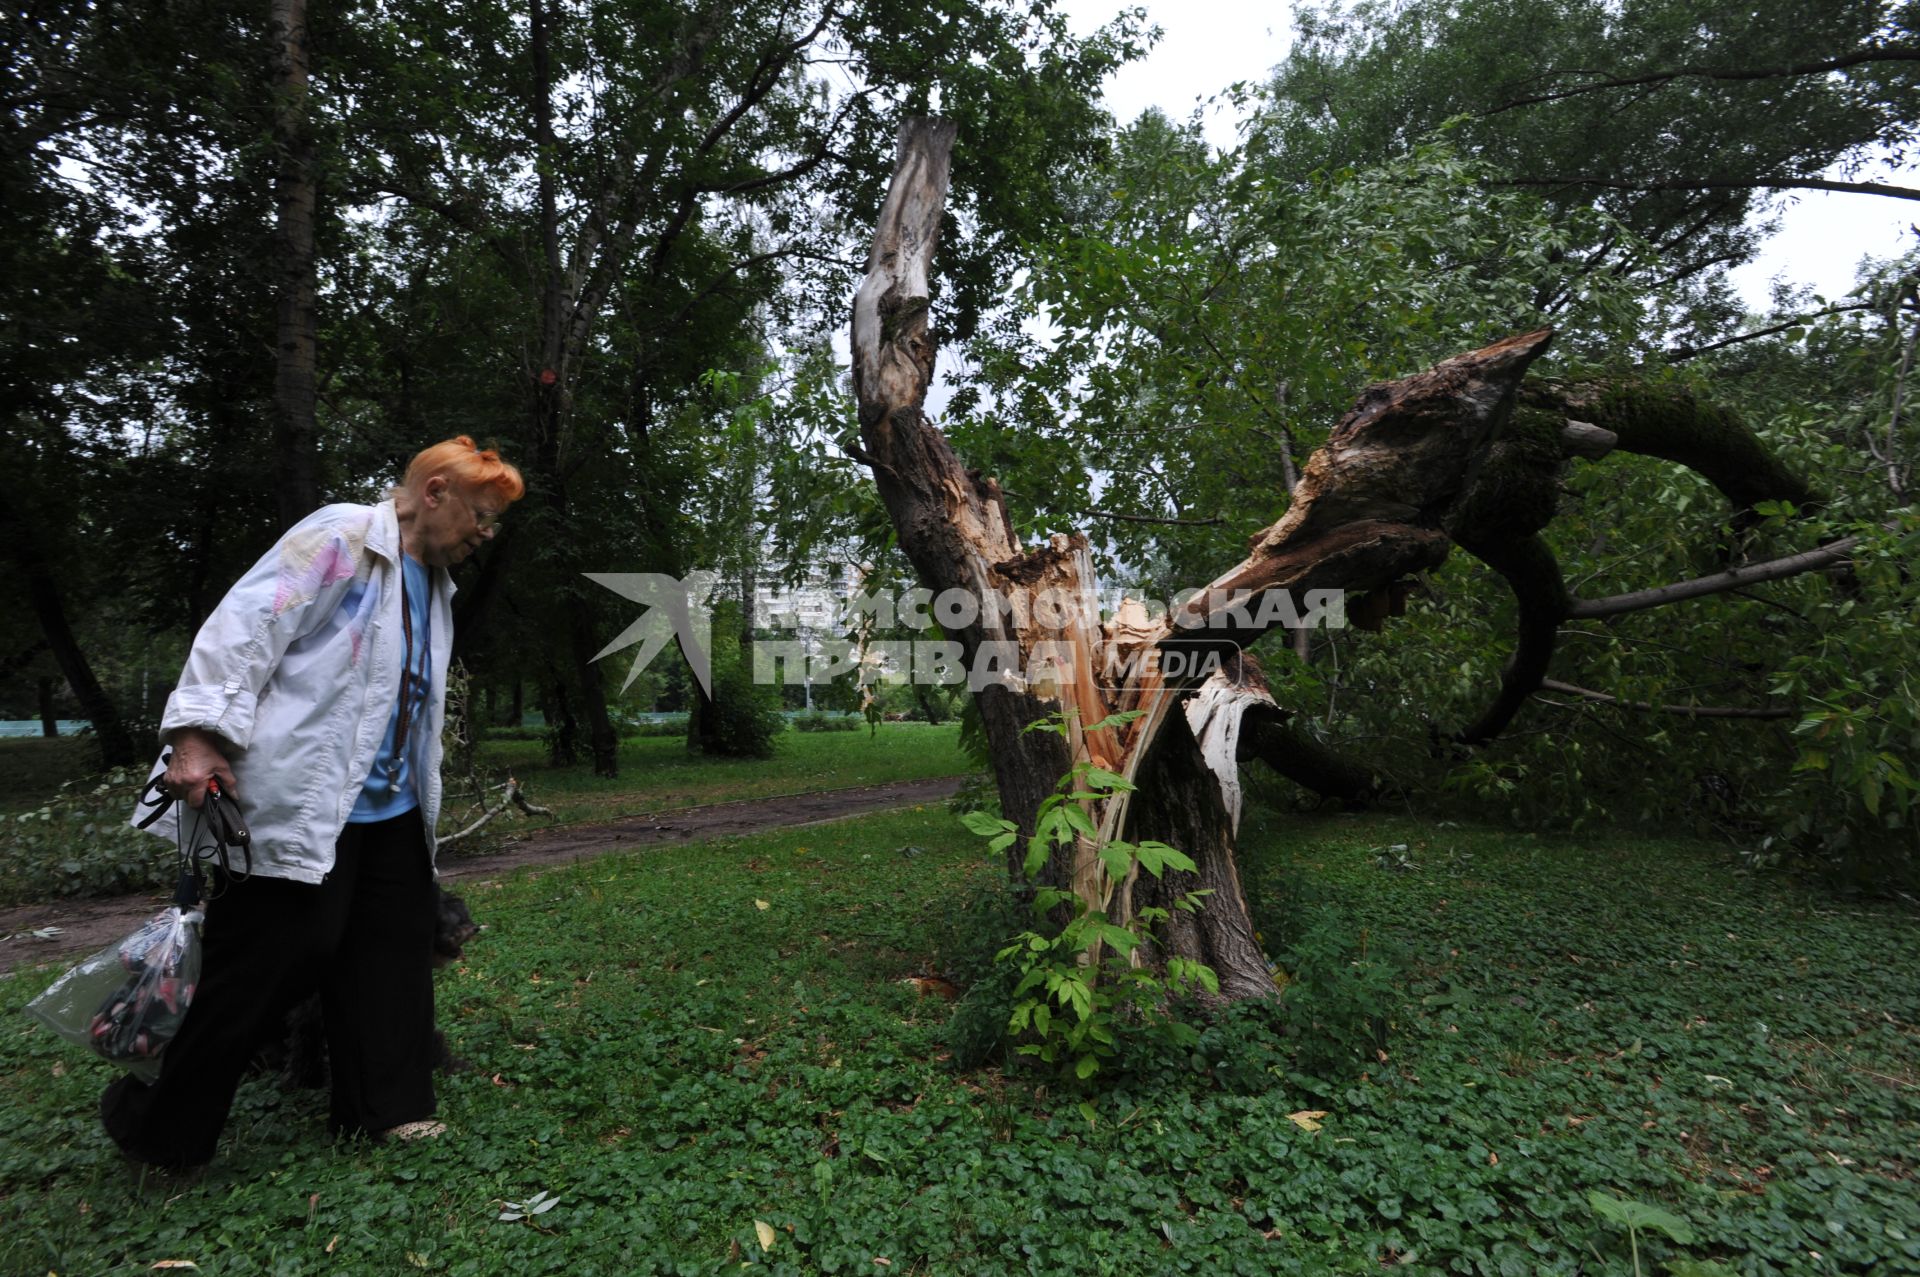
[2,0,1915,883]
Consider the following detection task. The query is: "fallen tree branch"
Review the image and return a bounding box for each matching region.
[1527,378,1821,513]
[1452,535,1569,745]
[1537,679,1794,719]
[1568,535,1862,618]
[438,777,554,849]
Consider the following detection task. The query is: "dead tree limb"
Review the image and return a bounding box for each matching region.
[1568,535,1863,618]
[1527,379,1820,513]
[1434,380,1824,749]
[437,779,556,849]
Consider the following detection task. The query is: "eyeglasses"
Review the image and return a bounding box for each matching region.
[461,491,504,530]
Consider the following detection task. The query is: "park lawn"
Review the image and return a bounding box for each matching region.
[1,804,1916,1275]
[468,721,970,827]
[0,724,968,822]
[0,723,971,907]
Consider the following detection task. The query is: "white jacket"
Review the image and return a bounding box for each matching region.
[132,499,454,883]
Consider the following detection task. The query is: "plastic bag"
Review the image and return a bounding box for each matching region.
[25,905,203,1083]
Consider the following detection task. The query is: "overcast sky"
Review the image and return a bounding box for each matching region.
[1055,0,1917,310]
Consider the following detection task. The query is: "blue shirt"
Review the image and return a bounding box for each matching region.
[348,553,432,823]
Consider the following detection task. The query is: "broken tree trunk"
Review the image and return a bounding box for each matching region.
[851,120,1556,1001]
[852,126,1840,997]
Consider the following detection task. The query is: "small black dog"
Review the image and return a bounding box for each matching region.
[263,885,478,1089]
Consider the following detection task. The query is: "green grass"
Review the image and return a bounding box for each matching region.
[466,722,969,826]
[2,805,1915,1275]
[0,724,970,908]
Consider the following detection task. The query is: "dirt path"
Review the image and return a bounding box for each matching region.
[0,775,965,977]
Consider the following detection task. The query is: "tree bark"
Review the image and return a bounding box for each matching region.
[850,118,1077,875]
[522,0,623,777]
[568,592,619,777]
[269,0,320,526]
[851,120,1553,1000]
[1529,380,1819,513]
[543,681,578,767]
[1127,709,1275,1005]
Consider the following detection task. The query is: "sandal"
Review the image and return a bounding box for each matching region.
[378,1119,447,1142]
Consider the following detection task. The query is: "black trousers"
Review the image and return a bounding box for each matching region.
[102,809,437,1167]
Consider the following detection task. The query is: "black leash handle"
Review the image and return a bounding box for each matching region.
[136,752,253,905]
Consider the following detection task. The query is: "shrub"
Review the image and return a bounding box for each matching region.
[926,866,1028,1069]
[1275,910,1403,1087]
[791,712,860,733]
[963,710,1218,1088]
[689,662,785,758]
[0,769,174,906]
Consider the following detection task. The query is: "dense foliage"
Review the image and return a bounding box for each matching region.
[0,0,1145,770]
[943,0,1920,885]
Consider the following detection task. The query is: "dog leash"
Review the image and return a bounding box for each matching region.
[136,753,254,904]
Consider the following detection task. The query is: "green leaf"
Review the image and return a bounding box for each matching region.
[1587,1192,1694,1245]
[1134,840,1197,879]
[1075,1053,1099,1080]
[959,810,1013,837]
[1060,804,1099,840]
[1083,709,1147,734]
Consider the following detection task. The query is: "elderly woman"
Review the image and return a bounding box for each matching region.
[103,437,524,1170]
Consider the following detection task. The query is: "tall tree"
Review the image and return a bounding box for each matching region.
[269,0,321,524]
[325,0,1141,775]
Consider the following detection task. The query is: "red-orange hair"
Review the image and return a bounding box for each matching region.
[403,436,525,504]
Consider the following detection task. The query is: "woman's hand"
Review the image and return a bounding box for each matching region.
[165,727,238,808]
